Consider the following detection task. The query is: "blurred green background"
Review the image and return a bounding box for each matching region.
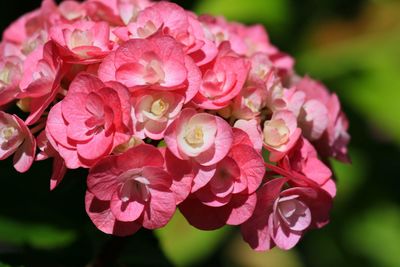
[0,0,400,266]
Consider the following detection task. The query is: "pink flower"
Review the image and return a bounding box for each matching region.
[0,111,36,173]
[117,2,217,66]
[86,0,151,26]
[41,0,88,25]
[231,85,268,120]
[85,144,176,235]
[132,90,184,140]
[161,147,194,205]
[46,73,132,168]
[36,130,67,191]
[179,128,265,230]
[118,0,152,25]
[233,119,263,152]
[18,41,64,125]
[316,94,350,162]
[98,36,201,102]
[295,77,330,141]
[280,137,336,197]
[2,8,45,47]
[198,15,247,56]
[265,80,306,116]
[164,108,233,167]
[241,178,332,251]
[247,52,274,85]
[295,76,350,162]
[298,99,329,140]
[50,20,111,63]
[193,42,250,109]
[263,110,301,162]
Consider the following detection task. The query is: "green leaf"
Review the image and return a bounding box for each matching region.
[226,233,304,267]
[155,211,230,267]
[0,216,76,250]
[194,0,291,34]
[344,204,400,267]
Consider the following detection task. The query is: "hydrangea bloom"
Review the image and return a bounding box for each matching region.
[0,0,351,252]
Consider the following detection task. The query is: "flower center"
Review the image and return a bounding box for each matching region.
[0,126,17,143]
[263,119,290,147]
[0,66,11,86]
[119,175,150,202]
[69,29,93,48]
[150,99,168,117]
[141,58,165,84]
[113,136,143,154]
[244,98,260,113]
[184,126,204,148]
[137,21,158,38]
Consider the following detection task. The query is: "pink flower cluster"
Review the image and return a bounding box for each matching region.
[0,0,350,251]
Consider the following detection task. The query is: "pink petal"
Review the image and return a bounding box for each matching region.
[110,190,145,222]
[182,56,201,103]
[13,116,36,173]
[195,116,233,166]
[222,192,257,225]
[46,103,74,149]
[163,148,194,204]
[270,215,302,250]
[77,130,113,161]
[196,184,233,207]
[191,163,216,192]
[240,178,287,251]
[98,51,117,82]
[230,144,265,194]
[85,191,141,236]
[142,188,176,229]
[179,196,225,230]
[50,155,67,191]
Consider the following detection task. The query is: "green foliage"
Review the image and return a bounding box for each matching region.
[345,205,400,267]
[155,211,230,267]
[194,0,291,34]
[0,216,76,249]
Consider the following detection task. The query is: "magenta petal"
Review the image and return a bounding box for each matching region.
[195,116,233,166]
[46,103,74,149]
[116,144,165,171]
[98,51,117,82]
[85,191,141,236]
[57,144,84,169]
[142,189,176,229]
[179,196,225,230]
[183,56,201,103]
[240,178,287,251]
[13,116,36,173]
[191,163,216,192]
[230,144,265,194]
[163,148,194,204]
[142,166,172,189]
[270,215,302,250]
[110,191,145,222]
[50,155,67,191]
[116,62,146,87]
[76,130,113,161]
[196,185,232,207]
[222,193,257,225]
[69,72,105,95]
